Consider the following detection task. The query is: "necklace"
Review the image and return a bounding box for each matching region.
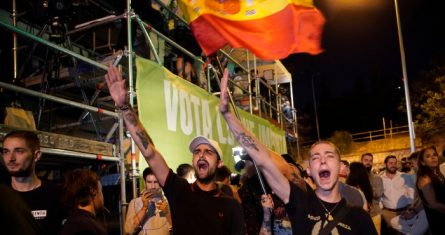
[317,197,341,221]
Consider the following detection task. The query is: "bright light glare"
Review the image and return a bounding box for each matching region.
[325,0,384,11]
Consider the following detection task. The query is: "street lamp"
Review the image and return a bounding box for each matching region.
[393,0,416,152]
[312,73,321,141]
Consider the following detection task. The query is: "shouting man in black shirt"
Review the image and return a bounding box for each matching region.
[105,66,244,235]
[218,69,376,235]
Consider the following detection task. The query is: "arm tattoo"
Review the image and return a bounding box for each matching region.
[236,133,259,151]
[124,111,138,126]
[136,130,150,150]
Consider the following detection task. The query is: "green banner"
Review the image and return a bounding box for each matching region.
[136,57,286,172]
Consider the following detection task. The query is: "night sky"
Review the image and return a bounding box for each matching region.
[282,0,445,140]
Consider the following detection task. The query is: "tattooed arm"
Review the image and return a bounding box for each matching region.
[219,69,290,203]
[105,65,170,186]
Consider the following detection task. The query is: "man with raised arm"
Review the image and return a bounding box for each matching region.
[219,69,376,235]
[104,66,244,235]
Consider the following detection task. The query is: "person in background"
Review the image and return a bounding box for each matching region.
[389,151,428,235]
[59,169,106,235]
[416,146,445,234]
[439,149,445,176]
[176,163,196,184]
[259,194,274,235]
[380,155,415,234]
[125,167,172,235]
[401,157,413,173]
[361,153,384,235]
[1,130,64,235]
[338,160,349,183]
[346,162,373,211]
[216,165,241,202]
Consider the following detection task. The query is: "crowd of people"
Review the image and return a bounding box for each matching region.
[1,67,445,235]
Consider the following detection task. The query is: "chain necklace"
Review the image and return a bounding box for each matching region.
[317,197,341,221]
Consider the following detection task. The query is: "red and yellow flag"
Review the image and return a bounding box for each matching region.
[178,0,325,60]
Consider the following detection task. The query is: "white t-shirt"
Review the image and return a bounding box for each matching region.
[381,171,415,209]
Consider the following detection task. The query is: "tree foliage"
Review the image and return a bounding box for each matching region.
[409,67,445,142]
[330,130,353,154]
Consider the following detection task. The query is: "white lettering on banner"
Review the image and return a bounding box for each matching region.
[240,117,255,132]
[216,112,227,144]
[190,95,202,136]
[32,210,47,219]
[163,80,283,151]
[179,90,193,135]
[215,106,235,145]
[259,124,285,153]
[164,80,178,131]
[201,100,213,139]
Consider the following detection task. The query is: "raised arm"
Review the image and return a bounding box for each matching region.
[105,65,170,185]
[219,69,290,203]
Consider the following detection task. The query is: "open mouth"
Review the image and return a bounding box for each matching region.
[197,160,209,172]
[319,170,330,179]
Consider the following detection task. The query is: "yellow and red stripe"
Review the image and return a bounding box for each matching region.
[179,0,325,60]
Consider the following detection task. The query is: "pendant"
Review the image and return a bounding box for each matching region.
[327,213,333,221]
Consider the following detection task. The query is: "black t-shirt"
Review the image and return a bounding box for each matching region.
[285,183,377,235]
[162,170,245,235]
[59,209,107,235]
[0,184,41,235]
[17,181,65,235]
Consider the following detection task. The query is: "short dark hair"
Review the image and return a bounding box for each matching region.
[3,130,40,151]
[62,169,99,209]
[176,163,193,178]
[408,151,420,161]
[142,167,154,180]
[281,154,307,178]
[384,155,397,164]
[361,153,373,161]
[216,166,231,182]
[340,160,350,167]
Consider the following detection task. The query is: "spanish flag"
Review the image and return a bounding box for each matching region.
[178,0,325,60]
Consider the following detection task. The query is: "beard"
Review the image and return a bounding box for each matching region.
[365,166,372,173]
[196,171,216,185]
[8,166,33,177]
[387,167,397,174]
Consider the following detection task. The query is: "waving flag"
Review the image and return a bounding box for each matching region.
[178,0,325,60]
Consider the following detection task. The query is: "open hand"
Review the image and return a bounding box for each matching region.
[104,65,128,108]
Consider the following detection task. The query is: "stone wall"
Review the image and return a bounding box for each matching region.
[341,135,422,171]
[297,135,423,171]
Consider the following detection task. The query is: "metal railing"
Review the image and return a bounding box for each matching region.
[351,125,410,142]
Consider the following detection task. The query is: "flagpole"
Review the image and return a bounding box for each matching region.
[394,0,415,152]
